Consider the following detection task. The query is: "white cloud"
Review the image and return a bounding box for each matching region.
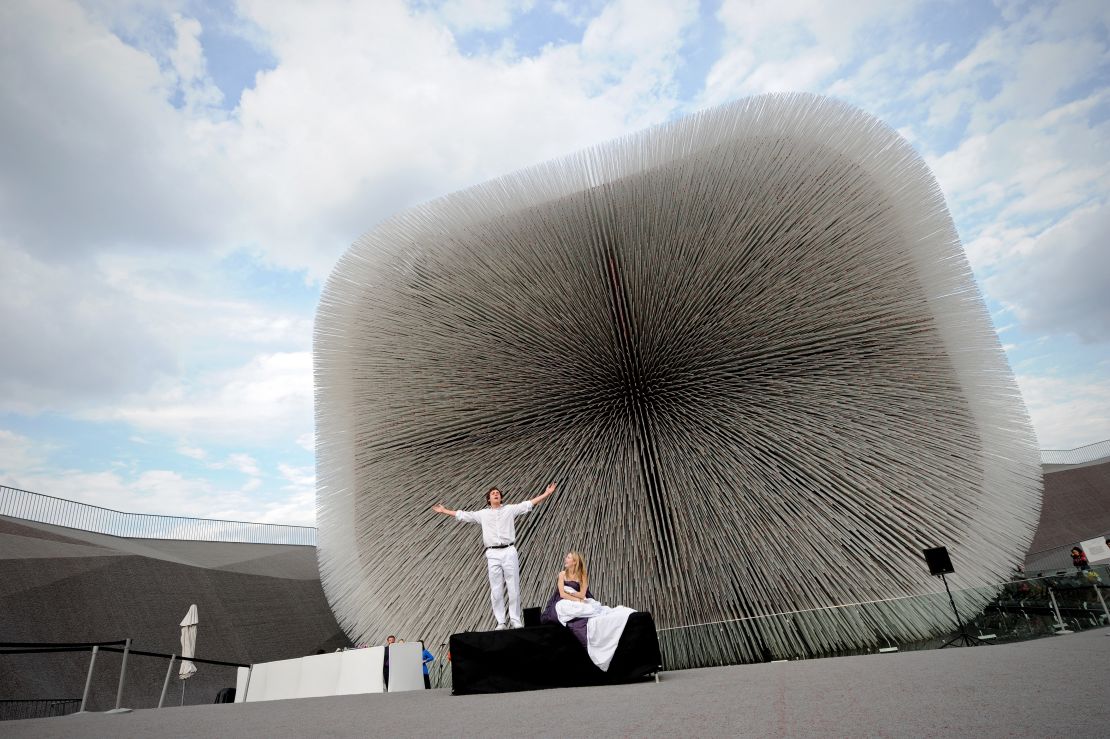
[703,0,916,104]
[85,352,313,444]
[177,445,206,461]
[551,0,602,26]
[169,12,223,110]
[1,465,315,526]
[743,53,839,94]
[95,252,313,345]
[0,2,233,255]
[0,243,310,416]
[1015,372,1110,450]
[0,429,46,476]
[916,3,1108,232]
[962,221,1038,273]
[986,203,1110,342]
[224,453,262,477]
[928,96,1108,229]
[2,426,313,524]
[215,0,698,277]
[0,243,176,414]
[430,0,533,32]
[0,0,695,280]
[902,2,1109,361]
[29,0,695,279]
[251,487,314,526]
[278,462,315,489]
[197,451,264,477]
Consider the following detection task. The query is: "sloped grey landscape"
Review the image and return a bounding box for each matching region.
[0,516,348,712]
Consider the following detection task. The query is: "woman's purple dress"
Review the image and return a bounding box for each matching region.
[540,579,592,648]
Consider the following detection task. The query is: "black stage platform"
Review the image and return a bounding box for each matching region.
[449,612,662,695]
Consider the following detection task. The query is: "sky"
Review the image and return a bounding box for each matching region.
[1,0,1107,527]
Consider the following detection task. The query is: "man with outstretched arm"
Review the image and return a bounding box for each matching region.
[432,482,556,629]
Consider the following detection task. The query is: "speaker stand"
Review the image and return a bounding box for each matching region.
[937,573,989,648]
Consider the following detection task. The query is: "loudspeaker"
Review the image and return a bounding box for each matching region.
[522,607,542,627]
[923,546,954,576]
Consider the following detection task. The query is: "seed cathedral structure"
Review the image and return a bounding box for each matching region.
[314,93,1042,667]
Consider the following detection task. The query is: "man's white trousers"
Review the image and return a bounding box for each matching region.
[485,546,522,627]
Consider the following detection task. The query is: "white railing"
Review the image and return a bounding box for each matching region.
[1041,439,1110,466]
[0,486,316,546]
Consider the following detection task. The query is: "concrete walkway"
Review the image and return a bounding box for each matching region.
[9,627,1109,738]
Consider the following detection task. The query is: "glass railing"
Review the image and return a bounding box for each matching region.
[0,485,316,546]
[656,565,1110,671]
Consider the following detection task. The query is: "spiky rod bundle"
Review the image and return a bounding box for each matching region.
[314,93,1042,667]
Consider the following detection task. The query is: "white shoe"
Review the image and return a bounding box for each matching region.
[495,623,508,630]
[510,621,523,629]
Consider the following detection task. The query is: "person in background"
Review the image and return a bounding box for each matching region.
[383,634,396,689]
[1071,546,1089,574]
[420,641,435,689]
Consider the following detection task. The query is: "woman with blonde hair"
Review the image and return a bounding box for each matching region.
[540,550,636,671]
[559,551,589,604]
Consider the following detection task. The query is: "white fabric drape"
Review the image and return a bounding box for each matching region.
[555,597,635,671]
[179,604,199,680]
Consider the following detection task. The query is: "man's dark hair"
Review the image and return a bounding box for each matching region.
[486,487,501,505]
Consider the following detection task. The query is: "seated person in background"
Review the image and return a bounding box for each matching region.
[540,551,636,671]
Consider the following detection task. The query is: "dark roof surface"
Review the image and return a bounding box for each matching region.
[1029,459,1110,554]
[0,516,348,711]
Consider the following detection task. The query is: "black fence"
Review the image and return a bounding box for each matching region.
[1,640,250,717]
[0,698,81,721]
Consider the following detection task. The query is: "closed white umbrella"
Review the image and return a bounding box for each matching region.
[179,604,199,703]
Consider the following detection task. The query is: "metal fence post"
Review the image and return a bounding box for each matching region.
[1047,588,1071,634]
[106,638,133,713]
[158,654,176,708]
[79,646,98,712]
[1093,583,1110,623]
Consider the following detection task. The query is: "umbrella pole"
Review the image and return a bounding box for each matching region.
[181,679,186,706]
[158,654,176,708]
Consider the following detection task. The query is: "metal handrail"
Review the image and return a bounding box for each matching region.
[0,486,316,546]
[1041,438,1110,466]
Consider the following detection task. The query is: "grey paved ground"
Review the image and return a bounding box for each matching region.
[7,626,1109,738]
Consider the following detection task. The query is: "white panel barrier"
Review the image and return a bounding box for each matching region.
[1081,537,1110,563]
[234,666,250,703]
[258,657,303,701]
[297,651,344,698]
[244,646,413,702]
[244,660,268,702]
[386,643,424,693]
[336,646,384,695]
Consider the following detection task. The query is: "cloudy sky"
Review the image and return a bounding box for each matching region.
[1,0,1107,526]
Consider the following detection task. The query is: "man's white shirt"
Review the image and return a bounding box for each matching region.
[455,501,534,547]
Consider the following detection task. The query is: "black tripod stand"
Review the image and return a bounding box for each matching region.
[937,572,989,648]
